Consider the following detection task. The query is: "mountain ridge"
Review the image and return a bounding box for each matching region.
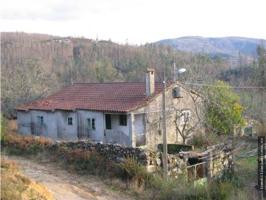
[156,36,266,57]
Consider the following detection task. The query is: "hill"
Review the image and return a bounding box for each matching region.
[0,32,233,118]
[156,36,266,57]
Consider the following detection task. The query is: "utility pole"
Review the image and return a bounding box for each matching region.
[162,69,168,179]
[173,62,176,82]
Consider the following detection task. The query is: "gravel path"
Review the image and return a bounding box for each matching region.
[3,155,134,200]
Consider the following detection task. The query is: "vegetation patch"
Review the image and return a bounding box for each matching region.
[204,80,245,135]
[157,143,193,154]
[190,132,224,149]
[1,158,54,200]
[1,131,258,200]
[2,132,53,155]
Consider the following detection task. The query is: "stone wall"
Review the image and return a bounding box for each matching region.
[54,141,148,164]
[206,143,233,178]
[53,141,232,180]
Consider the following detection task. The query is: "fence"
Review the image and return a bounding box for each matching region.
[186,145,233,181]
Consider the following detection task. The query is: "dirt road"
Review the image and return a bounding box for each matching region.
[3,155,134,200]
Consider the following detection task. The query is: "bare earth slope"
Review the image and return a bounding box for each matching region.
[3,155,134,200]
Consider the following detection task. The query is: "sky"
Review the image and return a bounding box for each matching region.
[0,0,266,44]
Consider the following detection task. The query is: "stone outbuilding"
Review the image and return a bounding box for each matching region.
[16,69,202,150]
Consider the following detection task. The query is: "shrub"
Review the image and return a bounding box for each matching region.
[204,81,245,135]
[0,115,8,140]
[2,132,53,155]
[190,132,221,149]
[120,158,146,179]
[50,144,119,177]
[119,157,152,189]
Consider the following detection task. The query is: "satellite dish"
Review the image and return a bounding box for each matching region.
[177,68,186,74]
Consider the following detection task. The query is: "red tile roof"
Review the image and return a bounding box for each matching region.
[16,82,165,112]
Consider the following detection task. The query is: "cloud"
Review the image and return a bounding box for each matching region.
[0,0,82,21]
[0,0,125,21]
[0,0,265,44]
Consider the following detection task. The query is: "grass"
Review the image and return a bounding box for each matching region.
[1,158,54,200]
[1,132,53,155]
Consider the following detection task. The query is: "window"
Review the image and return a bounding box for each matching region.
[105,114,111,130]
[119,115,127,126]
[68,117,73,125]
[37,116,44,125]
[87,118,91,129]
[180,110,191,125]
[172,87,182,98]
[87,118,95,130]
[92,118,95,130]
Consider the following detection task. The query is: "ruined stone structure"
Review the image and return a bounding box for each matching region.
[16,69,202,150]
[52,141,232,180]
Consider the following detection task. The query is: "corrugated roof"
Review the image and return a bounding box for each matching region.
[16,82,165,112]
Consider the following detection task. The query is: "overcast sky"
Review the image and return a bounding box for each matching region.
[0,0,265,44]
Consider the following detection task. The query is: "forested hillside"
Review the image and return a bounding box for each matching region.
[1,32,265,119]
[1,32,229,118]
[157,36,266,57]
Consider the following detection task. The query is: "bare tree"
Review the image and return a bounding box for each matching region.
[173,92,202,144]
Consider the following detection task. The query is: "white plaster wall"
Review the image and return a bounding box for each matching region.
[77,110,104,142]
[110,114,129,136]
[30,110,58,139]
[55,111,77,140]
[17,110,132,144]
[103,113,132,146]
[134,114,145,135]
[17,111,31,135]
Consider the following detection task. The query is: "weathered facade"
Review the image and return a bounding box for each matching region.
[134,82,201,149]
[17,69,201,150]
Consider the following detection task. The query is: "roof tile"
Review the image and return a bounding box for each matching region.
[17,82,164,112]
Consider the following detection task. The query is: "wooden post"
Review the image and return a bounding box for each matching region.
[194,165,197,180]
[162,70,168,179]
[207,150,213,180]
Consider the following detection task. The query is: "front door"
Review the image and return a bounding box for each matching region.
[105,114,112,130]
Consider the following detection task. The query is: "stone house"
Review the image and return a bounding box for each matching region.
[16,69,201,150]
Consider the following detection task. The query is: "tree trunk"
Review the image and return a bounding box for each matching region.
[182,137,187,144]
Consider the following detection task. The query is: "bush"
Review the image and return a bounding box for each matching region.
[204,81,245,135]
[49,143,120,177]
[2,132,53,155]
[120,158,150,179]
[118,157,153,191]
[190,132,221,149]
[0,115,8,140]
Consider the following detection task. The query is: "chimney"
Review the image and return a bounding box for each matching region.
[146,68,155,97]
